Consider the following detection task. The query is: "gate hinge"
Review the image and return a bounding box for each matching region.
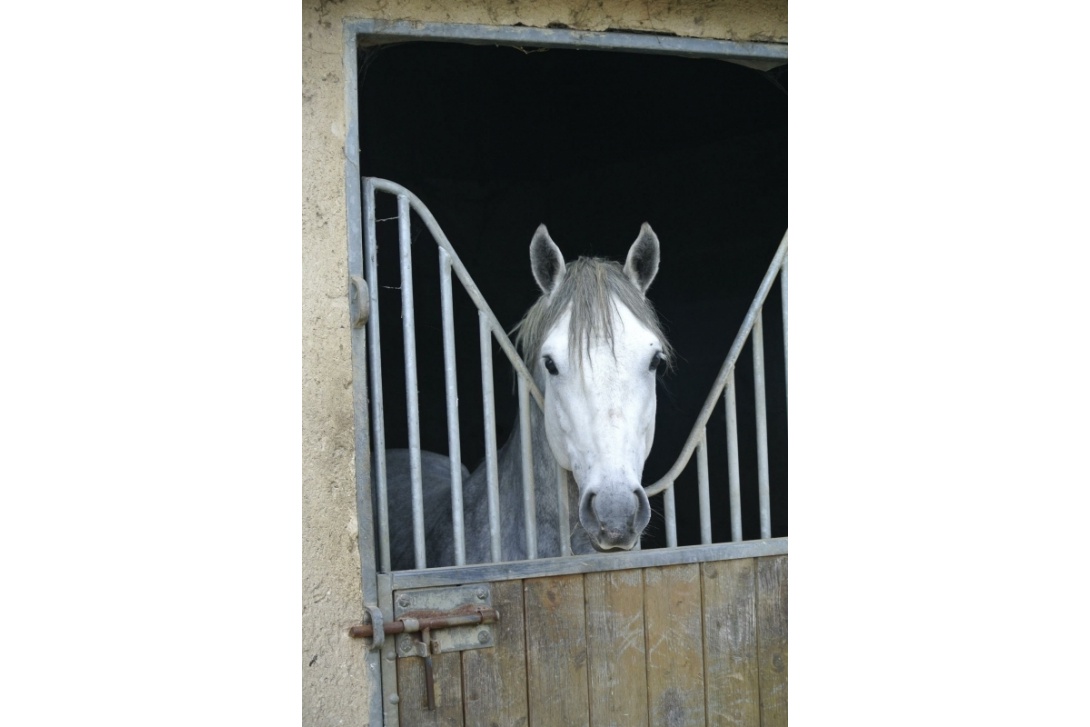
[349,275,369,328]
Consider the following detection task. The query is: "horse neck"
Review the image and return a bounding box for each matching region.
[501,382,558,505]
[494,374,581,556]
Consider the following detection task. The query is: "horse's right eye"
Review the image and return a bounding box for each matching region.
[543,356,559,376]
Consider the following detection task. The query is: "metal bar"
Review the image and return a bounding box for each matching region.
[397,194,427,569]
[362,179,392,574]
[518,377,538,559]
[658,486,675,549]
[344,31,384,727]
[376,574,399,725]
[369,178,544,409]
[664,485,677,548]
[349,607,500,639]
[438,248,466,566]
[422,627,436,710]
[753,310,771,539]
[697,430,711,545]
[390,538,789,590]
[645,231,788,496]
[479,312,502,562]
[725,369,742,543]
[557,468,572,557]
[348,19,788,66]
[781,249,788,403]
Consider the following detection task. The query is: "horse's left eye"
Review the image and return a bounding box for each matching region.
[649,352,667,374]
[543,356,559,376]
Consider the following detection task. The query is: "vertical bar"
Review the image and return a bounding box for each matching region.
[753,310,771,539]
[363,179,392,574]
[697,429,711,545]
[479,312,502,562]
[438,248,466,566]
[557,468,572,557]
[725,369,742,542]
[346,33,381,718]
[376,573,400,727]
[397,194,426,569]
[664,485,677,548]
[781,250,788,403]
[518,377,538,559]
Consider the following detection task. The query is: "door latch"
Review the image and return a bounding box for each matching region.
[349,584,499,710]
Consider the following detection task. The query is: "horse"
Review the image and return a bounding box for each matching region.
[384,222,672,570]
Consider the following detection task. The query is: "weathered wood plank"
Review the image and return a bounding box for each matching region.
[756,555,787,727]
[396,648,464,726]
[462,579,529,726]
[644,563,706,727]
[702,558,760,726]
[525,574,590,727]
[585,568,648,727]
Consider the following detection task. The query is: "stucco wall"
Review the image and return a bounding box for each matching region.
[301,1,786,724]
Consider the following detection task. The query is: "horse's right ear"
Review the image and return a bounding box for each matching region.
[530,224,566,296]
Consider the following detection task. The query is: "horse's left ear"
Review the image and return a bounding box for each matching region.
[624,223,660,294]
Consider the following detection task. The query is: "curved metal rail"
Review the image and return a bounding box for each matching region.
[644,231,788,544]
[362,178,546,571]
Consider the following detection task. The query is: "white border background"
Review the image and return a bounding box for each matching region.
[3,2,1087,724]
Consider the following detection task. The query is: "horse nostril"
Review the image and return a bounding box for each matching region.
[580,485,649,547]
[580,491,599,528]
[632,487,651,531]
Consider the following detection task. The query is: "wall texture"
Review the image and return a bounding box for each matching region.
[301,1,786,724]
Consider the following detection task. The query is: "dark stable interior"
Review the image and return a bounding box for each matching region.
[357,40,787,549]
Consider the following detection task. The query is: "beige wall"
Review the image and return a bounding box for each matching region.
[301,1,786,724]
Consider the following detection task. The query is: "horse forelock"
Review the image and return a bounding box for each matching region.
[513,257,672,370]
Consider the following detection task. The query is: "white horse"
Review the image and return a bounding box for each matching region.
[386,223,672,569]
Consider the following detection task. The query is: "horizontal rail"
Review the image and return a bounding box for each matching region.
[349,19,788,66]
[390,538,789,590]
[645,230,788,497]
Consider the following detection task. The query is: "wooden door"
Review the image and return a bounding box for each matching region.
[391,554,787,726]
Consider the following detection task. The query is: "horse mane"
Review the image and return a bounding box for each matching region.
[513,257,673,370]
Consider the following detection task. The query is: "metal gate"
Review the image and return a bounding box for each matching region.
[348,178,788,726]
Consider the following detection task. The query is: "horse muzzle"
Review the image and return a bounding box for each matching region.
[578,483,651,551]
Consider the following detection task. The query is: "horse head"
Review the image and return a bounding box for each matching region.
[520,223,671,552]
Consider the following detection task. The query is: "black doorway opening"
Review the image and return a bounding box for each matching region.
[357,40,787,548]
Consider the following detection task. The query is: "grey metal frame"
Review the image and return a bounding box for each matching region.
[350,19,787,67]
[392,538,788,591]
[342,19,787,725]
